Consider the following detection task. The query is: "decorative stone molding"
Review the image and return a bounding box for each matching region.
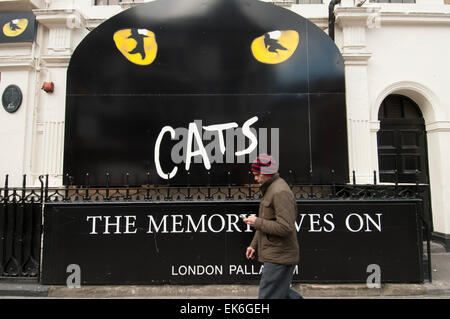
[309,18,329,31]
[380,12,450,26]
[342,52,371,66]
[39,54,71,68]
[334,5,381,185]
[0,42,35,69]
[0,57,35,70]
[335,6,380,59]
[272,0,293,8]
[33,8,85,55]
[369,120,380,133]
[119,1,145,10]
[373,81,443,124]
[426,121,450,134]
[85,18,104,32]
[29,8,86,187]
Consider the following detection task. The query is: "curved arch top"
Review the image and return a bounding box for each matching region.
[372,81,444,125]
[64,0,349,186]
[68,0,345,95]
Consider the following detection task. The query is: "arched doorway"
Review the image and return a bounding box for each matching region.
[377,94,429,184]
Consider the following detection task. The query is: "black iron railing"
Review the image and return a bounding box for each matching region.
[0,175,43,278]
[44,177,429,203]
[0,170,432,280]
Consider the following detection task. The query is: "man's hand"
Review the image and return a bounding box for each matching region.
[243,215,257,227]
[246,247,256,260]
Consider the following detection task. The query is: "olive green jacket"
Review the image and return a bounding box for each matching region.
[250,174,299,265]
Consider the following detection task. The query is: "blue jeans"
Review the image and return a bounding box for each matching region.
[258,262,303,299]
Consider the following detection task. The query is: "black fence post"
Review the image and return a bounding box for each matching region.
[331,169,336,198]
[19,175,27,277]
[247,171,253,200]
[8,185,20,276]
[125,173,131,201]
[45,174,49,203]
[415,169,431,282]
[0,175,8,276]
[185,171,192,200]
[287,169,294,188]
[4,174,9,204]
[226,171,232,200]
[206,171,212,200]
[84,173,90,201]
[64,174,70,202]
[165,172,172,201]
[104,173,110,201]
[38,175,44,204]
[22,175,26,204]
[67,175,74,201]
[13,181,23,276]
[21,175,29,276]
[145,172,152,201]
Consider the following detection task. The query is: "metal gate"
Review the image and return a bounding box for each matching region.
[0,175,43,278]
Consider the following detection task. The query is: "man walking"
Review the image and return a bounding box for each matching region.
[244,154,302,299]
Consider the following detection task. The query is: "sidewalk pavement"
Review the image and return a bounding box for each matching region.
[1,242,450,299]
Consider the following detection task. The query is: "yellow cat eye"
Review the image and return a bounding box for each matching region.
[251,30,299,65]
[3,19,29,37]
[113,28,158,66]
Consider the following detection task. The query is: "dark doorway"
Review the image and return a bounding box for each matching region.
[377,94,429,184]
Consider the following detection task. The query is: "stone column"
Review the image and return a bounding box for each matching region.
[335,4,380,184]
[426,121,450,250]
[32,8,86,186]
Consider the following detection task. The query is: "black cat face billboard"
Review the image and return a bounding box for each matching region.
[0,12,36,43]
[64,0,348,186]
